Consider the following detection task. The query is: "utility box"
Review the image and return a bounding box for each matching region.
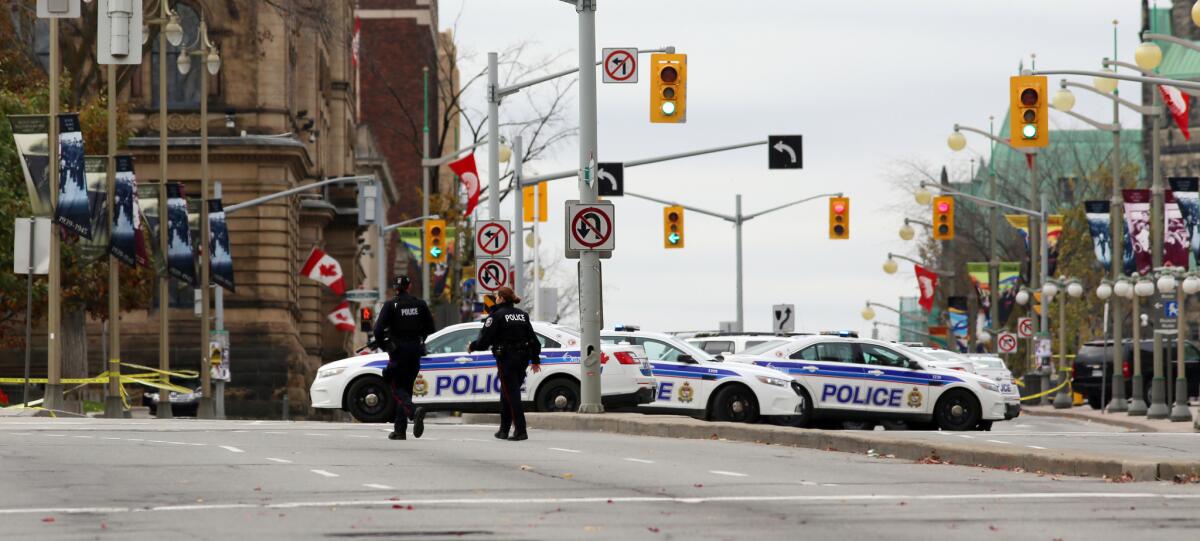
[357,181,378,226]
[38,0,81,18]
[97,0,144,65]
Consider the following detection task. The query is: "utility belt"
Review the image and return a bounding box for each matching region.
[492,340,536,355]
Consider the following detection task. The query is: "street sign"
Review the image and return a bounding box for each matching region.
[97,0,144,65]
[1017,317,1033,338]
[768,135,803,169]
[1165,300,1179,319]
[13,218,50,275]
[37,0,80,18]
[345,289,380,304]
[597,162,624,197]
[210,329,230,382]
[602,47,638,83]
[474,220,511,258]
[566,200,616,252]
[772,304,795,334]
[476,258,509,293]
[997,332,1018,354]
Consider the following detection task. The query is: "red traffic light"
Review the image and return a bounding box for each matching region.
[936,201,950,212]
[832,202,846,214]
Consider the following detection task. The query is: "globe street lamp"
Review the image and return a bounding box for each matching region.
[1051,87,1076,112]
[1093,69,1119,94]
[914,186,933,206]
[1134,41,1163,72]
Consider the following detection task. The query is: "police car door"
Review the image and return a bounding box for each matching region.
[858,343,931,415]
[641,338,712,411]
[790,342,863,411]
[422,327,493,407]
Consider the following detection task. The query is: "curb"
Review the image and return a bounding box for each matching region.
[462,412,1195,482]
[1022,407,1175,433]
[0,408,87,418]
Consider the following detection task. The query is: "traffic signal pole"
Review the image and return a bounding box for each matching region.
[574,0,603,413]
[624,191,841,332]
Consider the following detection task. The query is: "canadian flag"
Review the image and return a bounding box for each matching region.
[301,246,346,295]
[915,264,940,312]
[448,153,481,216]
[327,300,355,333]
[351,17,361,68]
[1159,85,1192,141]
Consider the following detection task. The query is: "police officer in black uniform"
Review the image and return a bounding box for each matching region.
[468,287,541,441]
[373,275,436,440]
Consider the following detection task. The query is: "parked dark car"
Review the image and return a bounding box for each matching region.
[144,385,202,417]
[1073,339,1200,409]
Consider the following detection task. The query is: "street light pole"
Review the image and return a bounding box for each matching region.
[422,67,431,303]
[103,61,122,419]
[574,0,603,413]
[512,135,525,302]
[156,5,174,419]
[735,195,744,332]
[45,17,62,411]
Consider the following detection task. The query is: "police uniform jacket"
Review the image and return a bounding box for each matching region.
[469,302,541,367]
[374,292,436,347]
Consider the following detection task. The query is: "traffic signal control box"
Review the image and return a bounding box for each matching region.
[932,196,955,240]
[1009,75,1048,148]
[663,206,685,248]
[829,197,850,240]
[650,53,687,123]
[424,219,447,264]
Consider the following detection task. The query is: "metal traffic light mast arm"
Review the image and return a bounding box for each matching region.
[1052,106,1120,132]
[742,192,844,222]
[623,191,736,222]
[1060,80,1160,115]
[494,46,676,99]
[918,181,1041,218]
[520,139,769,187]
[383,214,441,234]
[905,217,932,229]
[953,124,1035,155]
[1030,68,1200,92]
[224,175,376,214]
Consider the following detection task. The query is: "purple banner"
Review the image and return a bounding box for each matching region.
[1123,189,1153,275]
[1169,177,1200,267]
[1165,191,1189,268]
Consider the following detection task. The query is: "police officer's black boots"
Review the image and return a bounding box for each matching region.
[388,431,405,440]
[494,428,509,439]
[508,432,528,441]
[412,407,426,439]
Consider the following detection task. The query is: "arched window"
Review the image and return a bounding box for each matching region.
[150,2,202,110]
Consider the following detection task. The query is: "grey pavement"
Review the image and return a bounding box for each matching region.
[2,417,1200,540]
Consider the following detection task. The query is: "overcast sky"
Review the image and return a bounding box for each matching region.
[438,0,1146,337]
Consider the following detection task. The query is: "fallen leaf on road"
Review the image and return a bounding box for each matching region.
[918,454,943,465]
[100,522,107,530]
[709,434,719,440]
[1173,474,1200,484]
[693,484,704,488]
[648,527,660,533]
[606,499,613,504]
[562,473,574,479]
[253,486,262,491]
[898,502,907,506]
[393,504,403,509]
[519,465,534,471]
[42,517,54,523]
[988,525,999,531]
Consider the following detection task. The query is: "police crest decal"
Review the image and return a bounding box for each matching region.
[413,375,429,397]
[678,382,695,403]
[906,387,922,408]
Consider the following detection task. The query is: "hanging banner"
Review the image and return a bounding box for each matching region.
[166,183,196,286]
[1169,177,1200,267]
[79,156,110,262]
[1123,189,1153,275]
[8,114,52,216]
[1004,214,1064,275]
[1083,200,1136,275]
[947,296,968,352]
[55,113,92,239]
[208,199,235,292]
[1165,190,1190,268]
[966,262,990,309]
[136,183,160,271]
[109,156,139,268]
[997,262,1021,326]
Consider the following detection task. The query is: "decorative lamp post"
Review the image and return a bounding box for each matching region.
[1128,275,1156,415]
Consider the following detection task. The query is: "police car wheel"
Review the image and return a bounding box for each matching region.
[535,378,580,412]
[710,385,759,423]
[345,376,396,424]
[933,390,981,431]
[841,421,877,430]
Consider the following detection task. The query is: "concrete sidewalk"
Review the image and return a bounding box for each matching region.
[1023,405,1199,433]
[463,412,1200,482]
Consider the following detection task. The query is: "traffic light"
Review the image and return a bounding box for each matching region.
[424,219,447,264]
[932,196,955,240]
[828,197,850,240]
[650,53,687,123]
[359,307,373,333]
[1009,75,1048,148]
[663,206,685,248]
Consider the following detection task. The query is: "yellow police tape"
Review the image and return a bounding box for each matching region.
[0,360,200,410]
[1016,368,1073,402]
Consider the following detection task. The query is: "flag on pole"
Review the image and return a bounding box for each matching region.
[448,153,481,216]
[1159,85,1191,140]
[351,16,362,68]
[301,246,346,295]
[915,264,939,312]
[327,300,355,332]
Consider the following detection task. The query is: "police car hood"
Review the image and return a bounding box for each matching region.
[325,352,389,371]
[707,360,794,380]
[921,363,995,386]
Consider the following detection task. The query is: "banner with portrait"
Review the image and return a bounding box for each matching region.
[1169,177,1200,267]
[109,156,139,268]
[166,183,196,286]
[1123,189,1153,275]
[7,114,51,216]
[55,113,91,239]
[208,199,235,292]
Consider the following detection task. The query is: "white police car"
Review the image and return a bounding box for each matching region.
[310,321,658,423]
[725,336,1019,430]
[601,327,804,423]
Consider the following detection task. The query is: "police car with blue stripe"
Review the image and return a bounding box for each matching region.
[601,326,804,423]
[310,322,658,423]
[725,336,1019,430]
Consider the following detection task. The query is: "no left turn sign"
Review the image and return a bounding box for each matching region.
[1017,317,1033,338]
[474,220,511,258]
[997,332,1018,354]
[602,48,638,83]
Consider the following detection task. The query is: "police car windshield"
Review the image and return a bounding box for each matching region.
[741,340,789,356]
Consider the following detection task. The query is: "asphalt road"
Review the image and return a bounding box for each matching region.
[2,417,1199,540]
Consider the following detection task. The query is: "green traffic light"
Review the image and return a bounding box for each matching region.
[668,232,681,244]
[430,246,443,258]
[661,101,676,116]
[1021,124,1037,139]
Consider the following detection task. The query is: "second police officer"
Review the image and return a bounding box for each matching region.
[468,287,541,441]
[373,275,436,441]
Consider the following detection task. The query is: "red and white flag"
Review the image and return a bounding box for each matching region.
[1159,85,1192,141]
[351,16,361,68]
[327,300,355,333]
[914,264,940,312]
[301,246,346,295]
[448,153,481,216]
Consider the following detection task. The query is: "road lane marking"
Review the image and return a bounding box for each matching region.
[264,431,286,435]
[265,458,293,464]
[126,438,144,442]
[306,433,331,437]
[709,470,748,477]
[363,484,393,490]
[347,435,370,439]
[45,434,66,438]
[986,440,1011,444]
[548,447,581,453]
[218,445,244,453]
[623,458,655,464]
[956,435,974,439]
[72,435,93,439]
[310,469,339,478]
[1027,445,1047,450]
[102,437,122,440]
[13,492,1200,516]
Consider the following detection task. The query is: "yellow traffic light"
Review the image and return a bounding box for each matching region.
[663,206,685,248]
[424,219,447,264]
[932,196,955,240]
[1009,75,1048,148]
[523,184,548,222]
[829,197,850,240]
[650,53,687,123]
